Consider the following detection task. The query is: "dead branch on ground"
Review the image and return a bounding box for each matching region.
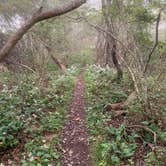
[127,125,157,144]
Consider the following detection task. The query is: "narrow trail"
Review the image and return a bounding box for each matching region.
[61,74,90,166]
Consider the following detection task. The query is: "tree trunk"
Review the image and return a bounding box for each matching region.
[111,44,123,80]
[0,0,86,62]
[101,0,123,80]
[50,54,66,72]
[105,26,123,81]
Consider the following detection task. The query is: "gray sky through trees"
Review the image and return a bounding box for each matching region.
[87,0,101,9]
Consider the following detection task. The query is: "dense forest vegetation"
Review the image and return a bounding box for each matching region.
[0,0,165,165]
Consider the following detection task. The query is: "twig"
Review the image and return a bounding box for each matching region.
[6,60,36,73]
[114,111,128,117]
[19,63,36,73]
[127,125,157,144]
[66,15,135,57]
[117,53,140,95]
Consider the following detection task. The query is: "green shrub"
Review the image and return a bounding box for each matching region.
[0,66,78,165]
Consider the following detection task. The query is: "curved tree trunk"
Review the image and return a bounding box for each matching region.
[0,0,86,62]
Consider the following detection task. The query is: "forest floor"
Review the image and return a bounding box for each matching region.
[60,74,91,166]
[0,66,165,165]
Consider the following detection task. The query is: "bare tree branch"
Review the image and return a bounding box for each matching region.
[80,17,138,59]
[6,59,36,73]
[127,125,157,144]
[0,0,86,62]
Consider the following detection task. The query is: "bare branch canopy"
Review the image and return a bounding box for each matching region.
[0,0,86,62]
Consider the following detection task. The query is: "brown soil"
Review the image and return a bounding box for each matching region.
[60,74,91,166]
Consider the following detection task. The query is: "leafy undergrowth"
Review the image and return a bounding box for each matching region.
[84,65,166,166]
[0,66,79,166]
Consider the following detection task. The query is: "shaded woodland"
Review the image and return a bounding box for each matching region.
[0,0,165,165]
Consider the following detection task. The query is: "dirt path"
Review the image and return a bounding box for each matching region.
[61,75,90,166]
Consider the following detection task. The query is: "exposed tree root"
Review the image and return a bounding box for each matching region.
[127,125,157,144]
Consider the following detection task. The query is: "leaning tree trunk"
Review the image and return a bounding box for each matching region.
[50,54,66,72]
[0,0,86,62]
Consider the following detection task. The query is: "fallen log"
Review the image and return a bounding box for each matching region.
[105,102,125,111]
[104,91,137,112]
